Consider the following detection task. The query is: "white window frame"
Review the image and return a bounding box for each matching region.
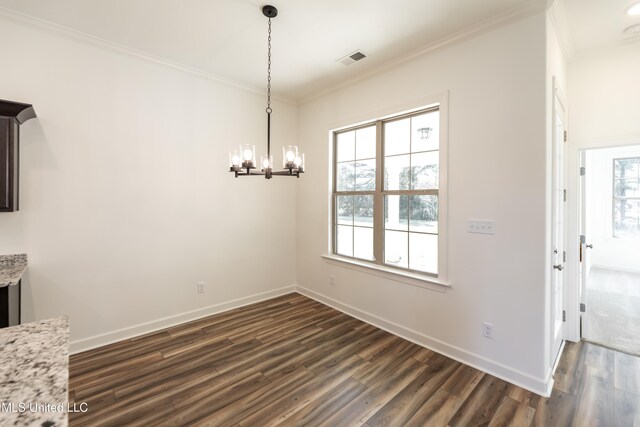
[325,97,449,290]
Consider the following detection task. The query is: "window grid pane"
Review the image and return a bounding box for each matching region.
[409,233,438,274]
[356,159,376,191]
[411,111,440,153]
[385,195,408,231]
[354,195,374,228]
[411,151,439,190]
[336,225,353,257]
[336,162,355,191]
[336,195,353,225]
[354,227,374,260]
[356,126,376,160]
[336,131,355,162]
[409,195,439,234]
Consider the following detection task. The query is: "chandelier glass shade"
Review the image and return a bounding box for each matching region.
[228,5,305,179]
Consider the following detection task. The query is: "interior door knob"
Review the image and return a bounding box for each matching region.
[553,264,564,271]
[586,244,593,249]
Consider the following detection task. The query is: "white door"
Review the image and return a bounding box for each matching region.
[551,87,566,367]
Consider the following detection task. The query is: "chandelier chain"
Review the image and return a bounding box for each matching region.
[266,16,272,113]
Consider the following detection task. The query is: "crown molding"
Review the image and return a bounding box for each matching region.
[0,6,298,106]
[298,0,548,105]
[571,34,640,61]
[547,0,575,61]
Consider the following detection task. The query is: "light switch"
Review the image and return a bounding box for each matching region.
[468,219,495,235]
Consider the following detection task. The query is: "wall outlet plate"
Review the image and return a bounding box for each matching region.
[197,282,205,294]
[483,322,494,339]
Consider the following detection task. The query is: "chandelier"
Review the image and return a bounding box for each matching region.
[229,5,305,179]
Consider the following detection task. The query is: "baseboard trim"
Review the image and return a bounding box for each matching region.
[591,263,640,274]
[295,286,552,397]
[70,285,297,354]
[69,283,553,396]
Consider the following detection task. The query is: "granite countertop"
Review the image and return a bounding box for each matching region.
[0,316,70,427]
[0,254,28,287]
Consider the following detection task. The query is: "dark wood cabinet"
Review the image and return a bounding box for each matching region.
[0,281,21,328]
[0,118,19,211]
[0,99,36,212]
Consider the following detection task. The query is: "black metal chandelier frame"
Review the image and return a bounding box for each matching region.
[229,5,304,179]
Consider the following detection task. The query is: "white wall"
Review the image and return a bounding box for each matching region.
[570,43,640,144]
[296,13,550,394]
[0,17,298,350]
[588,146,640,272]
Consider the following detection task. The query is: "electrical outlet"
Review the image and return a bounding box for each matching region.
[329,275,336,286]
[468,219,495,235]
[483,322,494,339]
[197,282,205,294]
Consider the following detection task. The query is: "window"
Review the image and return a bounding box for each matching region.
[333,106,442,276]
[613,157,640,238]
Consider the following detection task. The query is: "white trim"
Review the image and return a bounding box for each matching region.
[321,255,449,292]
[296,286,552,397]
[591,263,640,274]
[69,284,552,396]
[69,285,296,354]
[300,1,546,104]
[326,92,450,287]
[566,138,640,345]
[547,0,575,60]
[547,78,571,390]
[572,133,640,149]
[550,340,566,378]
[0,6,297,106]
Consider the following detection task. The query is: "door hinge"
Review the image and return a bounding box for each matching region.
[563,189,567,202]
[580,303,586,312]
[563,251,566,262]
[564,130,567,142]
[563,310,566,322]
[580,166,586,176]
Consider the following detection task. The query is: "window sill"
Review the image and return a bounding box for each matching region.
[321,254,450,293]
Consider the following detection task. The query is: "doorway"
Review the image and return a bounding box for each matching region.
[579,145,640,355]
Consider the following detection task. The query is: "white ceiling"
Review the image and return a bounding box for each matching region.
[1,0,636,100]
[562,0,640,53]
[0,0,546,101]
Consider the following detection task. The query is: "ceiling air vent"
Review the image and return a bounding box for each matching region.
[337,50,367,66]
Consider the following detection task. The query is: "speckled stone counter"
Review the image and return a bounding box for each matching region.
[0,316,69,427]
[0,254,27,287]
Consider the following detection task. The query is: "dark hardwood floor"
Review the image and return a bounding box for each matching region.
[68,293,640,426]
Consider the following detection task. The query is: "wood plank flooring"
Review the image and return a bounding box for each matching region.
[68,293,640,426]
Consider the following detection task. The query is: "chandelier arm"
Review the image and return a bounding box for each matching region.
[235,170,266,177]
[271,170,304,176]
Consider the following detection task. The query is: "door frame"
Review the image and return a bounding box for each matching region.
[550,78,567,370]
[565,135,640,342]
